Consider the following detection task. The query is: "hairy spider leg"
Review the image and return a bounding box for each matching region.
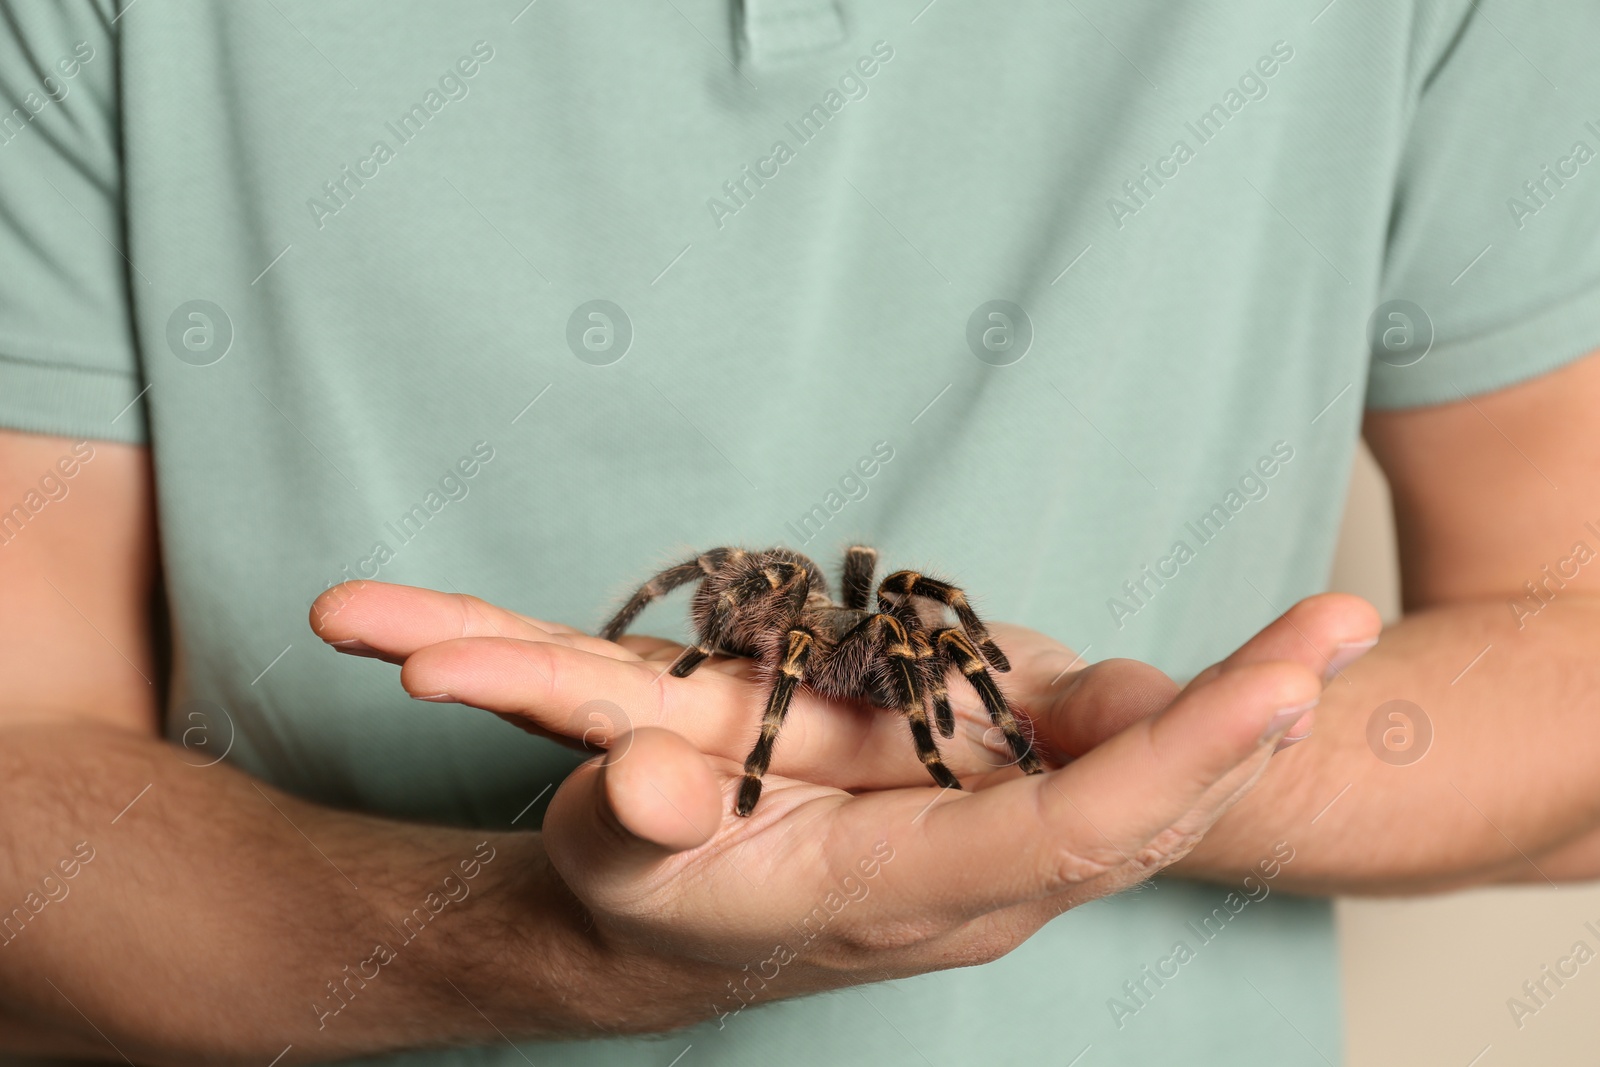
[839,545,878,611]
[878,570,1012,672]
[735,628,814,817]
[878,615,960,791]
[935,628,1043,774]
[670,562,810,678]
[599,547,740,641]
[918,633,957,739]
[838,608,957,743]
[871,581,957,736]
[665,592,732,678]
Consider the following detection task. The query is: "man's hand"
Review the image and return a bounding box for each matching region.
[1180,349,1600,894]
[311,581,1373,1030]
[311,581,1380,790]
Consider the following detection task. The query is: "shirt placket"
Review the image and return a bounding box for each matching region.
[739,0,848,66]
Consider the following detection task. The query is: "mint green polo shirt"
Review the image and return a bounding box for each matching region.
[5,1,1600,1063]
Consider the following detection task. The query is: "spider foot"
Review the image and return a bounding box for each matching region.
[668,645,711,677]
[924,761,962,791]
[980,640,1011,672]
[736,775,763,817]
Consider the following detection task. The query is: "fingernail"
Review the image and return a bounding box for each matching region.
[411,692,458,703]
[1274,729,1312,753]
[1261,699,1318,745]
[330,638,387,659]
[1324,637,1378,681]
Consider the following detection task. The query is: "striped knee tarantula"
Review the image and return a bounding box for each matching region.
[600,545,1044,816]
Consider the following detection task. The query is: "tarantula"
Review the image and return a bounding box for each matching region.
[600,545,1043,816]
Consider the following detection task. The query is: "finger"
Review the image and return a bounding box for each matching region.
[544,728,722,892]
[1191,593,1381,744]
[913,659,1320,917]
[401,634,1044,783]
[400,635,674,724]
[1214,592,1381,681]
[309,580,634,664]
[1027,658,1180,760]
[400,636,873,777]
[965,626,1168,757]
[623,636,690,661]
[400,636,795,767]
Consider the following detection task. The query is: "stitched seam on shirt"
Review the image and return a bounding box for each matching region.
[1426,268,1600,356]
[0,348,138,380]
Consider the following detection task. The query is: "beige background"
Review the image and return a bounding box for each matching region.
[1332,443,1600,1067]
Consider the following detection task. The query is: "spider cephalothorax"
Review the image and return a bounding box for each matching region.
[600,545,1043,815]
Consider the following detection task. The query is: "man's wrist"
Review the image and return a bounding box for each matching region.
[396,829,629,1042]
[439,831,745,1039]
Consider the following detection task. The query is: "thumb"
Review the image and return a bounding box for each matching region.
[543,727,724,892]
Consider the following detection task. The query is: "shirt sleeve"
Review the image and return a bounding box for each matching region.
[0,0,146,443]
[1365,0,1600,409]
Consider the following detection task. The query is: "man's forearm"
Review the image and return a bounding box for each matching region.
[1175,594,1600,894]
[0,720,604,1064]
